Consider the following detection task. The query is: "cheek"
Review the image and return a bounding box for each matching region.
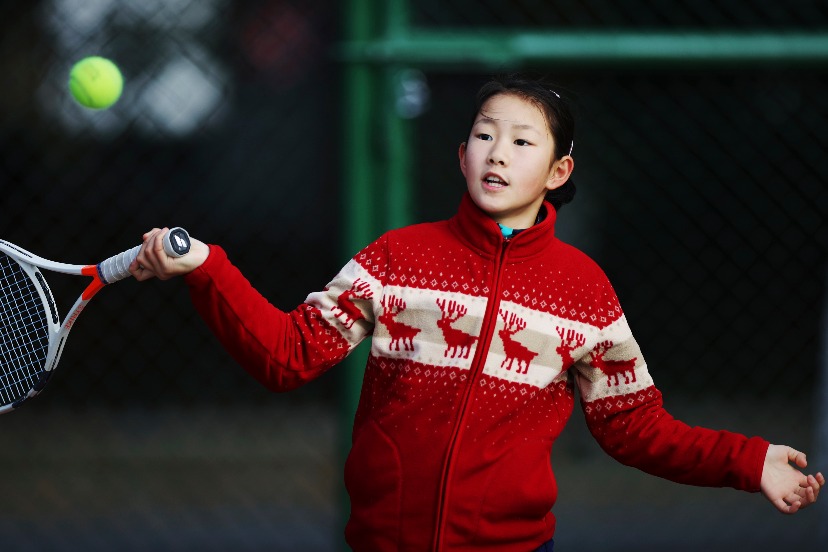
[462,146,484,172]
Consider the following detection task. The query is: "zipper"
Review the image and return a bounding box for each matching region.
[432,239,510,551]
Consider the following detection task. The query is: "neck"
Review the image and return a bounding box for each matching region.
[496,207,547,237]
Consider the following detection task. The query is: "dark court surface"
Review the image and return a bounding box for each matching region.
[1,399,824,552]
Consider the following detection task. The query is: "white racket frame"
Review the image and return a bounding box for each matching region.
[0,228,188,413]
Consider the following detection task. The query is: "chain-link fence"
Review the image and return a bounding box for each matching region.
[1,1,826,551]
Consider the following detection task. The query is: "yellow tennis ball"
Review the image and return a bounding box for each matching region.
[68,56,123,109]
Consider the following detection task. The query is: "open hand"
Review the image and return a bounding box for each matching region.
[760,444,824,514]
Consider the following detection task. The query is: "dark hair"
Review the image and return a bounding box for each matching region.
[473,74,576,211]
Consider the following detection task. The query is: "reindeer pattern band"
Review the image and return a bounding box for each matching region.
[312,259,651,399]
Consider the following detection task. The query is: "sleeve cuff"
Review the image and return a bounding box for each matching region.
[184,244,226,288]
[743,436,771,492]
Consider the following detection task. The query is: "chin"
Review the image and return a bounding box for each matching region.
[468,193,501,216]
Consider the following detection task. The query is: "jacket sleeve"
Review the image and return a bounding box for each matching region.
[183,244,382,392]
[572,283,769,492]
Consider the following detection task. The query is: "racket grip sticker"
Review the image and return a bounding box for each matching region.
[163,227,191,258]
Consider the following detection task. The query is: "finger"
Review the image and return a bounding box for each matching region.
[774,497,800,514]
[150,228,189,280]
[147,227,172,260]
[128,256,142,276]
[808,474,822,502]
[128,256,155,281]
[129,229,166,281]
[142,227,161,242]
[803,474,817,489]
[786,494,803,514]
[788,448,807,468]
[129,266,155,282]
[153,227,171,255]
[804,485,816,505]
[142,229,167,267]
[134,241,155,273]
[792,483,814,501]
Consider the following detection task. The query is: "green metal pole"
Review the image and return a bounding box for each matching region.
[344,69,377,251]
[339,1,416,543]
[383,0,413,230]
[339,30,828,68]
[340,0,377,549]
[384,67,413,229]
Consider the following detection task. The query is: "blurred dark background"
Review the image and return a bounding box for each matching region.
[1,1,826,551]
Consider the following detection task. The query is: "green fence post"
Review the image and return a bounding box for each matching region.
[383,0,414,230]
[339,1,417,545]
[340,0,379,549]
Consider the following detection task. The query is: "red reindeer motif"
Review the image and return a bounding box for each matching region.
[378,296,421,351]
[498,310,538,375]
[331,279,373,329]
[436,299,478,359]
[590,340,638,387]
[555,327,585,370]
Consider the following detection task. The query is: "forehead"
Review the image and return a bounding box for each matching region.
[476,93,548,134]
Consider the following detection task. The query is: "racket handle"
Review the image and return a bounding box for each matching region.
[97,227,191,284]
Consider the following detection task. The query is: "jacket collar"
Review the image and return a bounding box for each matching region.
[449,192,557,261]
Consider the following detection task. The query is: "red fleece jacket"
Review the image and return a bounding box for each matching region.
[184,193,769,551]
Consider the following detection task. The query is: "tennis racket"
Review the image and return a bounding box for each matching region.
[0,227,191,414]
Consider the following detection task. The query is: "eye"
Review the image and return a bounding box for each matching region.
[476,133,493,141]
[514,138,532,146]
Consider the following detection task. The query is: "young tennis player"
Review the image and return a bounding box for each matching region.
[131,74,823,551]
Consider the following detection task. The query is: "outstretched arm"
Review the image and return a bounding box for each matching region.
[128,226,383,392]
[760,444,825,514]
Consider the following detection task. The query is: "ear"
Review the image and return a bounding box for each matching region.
[546,155,574,191]
[458,142,468,177]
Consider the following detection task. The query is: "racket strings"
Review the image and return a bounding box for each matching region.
[0,252,50,406]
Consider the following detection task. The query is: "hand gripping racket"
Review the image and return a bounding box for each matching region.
[0,227,191,414]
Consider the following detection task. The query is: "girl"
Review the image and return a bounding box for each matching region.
[131,74,823,551]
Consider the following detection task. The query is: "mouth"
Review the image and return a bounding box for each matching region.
[482,173,508,188]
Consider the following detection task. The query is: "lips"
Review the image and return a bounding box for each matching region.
[483,172,508,188]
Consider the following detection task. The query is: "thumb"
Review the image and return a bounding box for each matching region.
[788,448,807,469]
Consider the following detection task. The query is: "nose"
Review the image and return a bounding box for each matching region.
[488,139,508,166]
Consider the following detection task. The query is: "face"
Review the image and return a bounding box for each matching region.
[459,93,573,229]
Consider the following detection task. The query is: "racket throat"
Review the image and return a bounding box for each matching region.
[81,265,106,301]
